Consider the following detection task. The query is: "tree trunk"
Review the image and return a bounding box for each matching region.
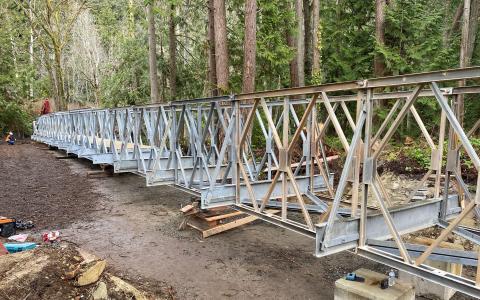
[287,30,299,88]
[460,0,472,70]
[40,43,58,110]
[53,45,66,111]
[213,0,229,92]
[242,0,257,93]
[29,0,34,99]
[295,0,305,87]
[374,0,386,77]
[159,30,166,102]
[458,0,479,125]
[304,0,312,83]
[443,2,463,47]
[9,34,18,79]
[169,3,177,100]
[312,0,321,76]
[128,0,135,38]
[146,2,160,103]
[207,0,218,96]
[465,0,479,62]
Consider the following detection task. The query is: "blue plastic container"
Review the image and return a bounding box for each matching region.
[4,243,37,253]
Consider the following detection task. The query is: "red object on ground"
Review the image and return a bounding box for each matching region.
[0,243,8,256]
[42,231,60,243]
[41,99,51,115]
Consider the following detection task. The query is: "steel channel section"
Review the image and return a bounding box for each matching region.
[236,67,480,100]
[202,174,333,208]
[357,246,480,299]
[367,240,478,266]
[115,155,195,174]
[315,196,460,257]
[148,164,229,186]
[437,219,480,245]
[234,204,317,238]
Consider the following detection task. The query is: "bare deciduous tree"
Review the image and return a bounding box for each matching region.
[374,0,386,77]
[19,0,86,111]
[66,9,105,106]
[146,1,160,103]
[312,0,321,77]
[169,2,177,100]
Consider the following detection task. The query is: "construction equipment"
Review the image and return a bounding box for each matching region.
[0,218,16,237]
[346,273,365,282]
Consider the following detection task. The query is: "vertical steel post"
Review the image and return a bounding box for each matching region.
[281,97,289,221]
[234,97,241,205]
[359,89,372,247]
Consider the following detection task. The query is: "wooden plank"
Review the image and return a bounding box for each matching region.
[186,218,208,232]
[190,209,278,238]
[192,205,231,215]
[180,204,195,213]
[201,215,259,238]
[203,211,243,222]
[206,206,232,213]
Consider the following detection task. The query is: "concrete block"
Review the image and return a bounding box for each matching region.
[398,238,463,300]
[334,268,415,300]
[398,260,462,300]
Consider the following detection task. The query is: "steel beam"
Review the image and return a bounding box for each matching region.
[315,196,461,257]
[202,174,332,208]
[368,239,478,266]
[357,246,480,299]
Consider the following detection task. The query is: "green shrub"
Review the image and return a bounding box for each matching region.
[405,146,430,169]
[0,100,33,137]
[324,136,344,152]
[471,138,480,151]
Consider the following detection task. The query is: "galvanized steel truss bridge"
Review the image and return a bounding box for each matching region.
[33,67,480,297]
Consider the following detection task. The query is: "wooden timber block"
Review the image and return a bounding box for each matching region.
[186,214,257,238]
[180,204,195,213]
[334,268,415,300]
[186,209,278,238]
[86,170,112,178]
[203,211,243,222]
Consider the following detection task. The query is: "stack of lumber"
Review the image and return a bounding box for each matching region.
[180,203,276,238]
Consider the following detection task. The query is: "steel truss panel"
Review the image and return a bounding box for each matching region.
[32,67,480,297]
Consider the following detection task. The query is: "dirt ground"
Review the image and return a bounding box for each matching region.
[0,142,473,299]
[0,241,174,299]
